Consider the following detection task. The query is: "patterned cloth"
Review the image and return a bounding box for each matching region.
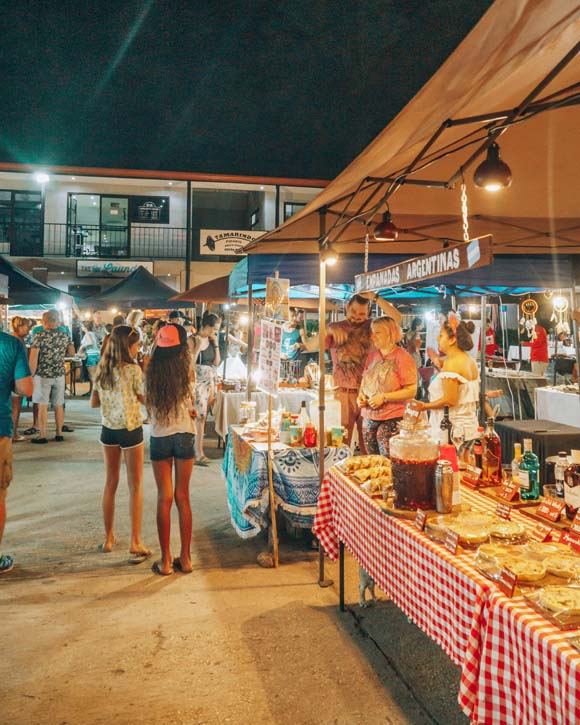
[361,417,401,456]
[326,318,372,388]
[223,426,349,538]
[314,469,580,725]
[31,329,71,378]
[0,332,30,438]
[359,347,417,421]
[94,363,144,431]
[194,364,216,418]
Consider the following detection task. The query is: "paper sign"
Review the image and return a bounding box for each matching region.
[568,515,580,553]
[558,530,571,545]
[414,510,427,532]
[264,277,290,321]
[528,523,553,542]
[257,318,283,396]
[498,568,518,597]
[461,464,483,487]
[495,503,512,520]
[536,497,566,523]
[444,530,460,554]
[497,481,519,502]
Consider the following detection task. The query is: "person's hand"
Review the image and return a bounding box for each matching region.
[411,400,427,412]
[208,333,218,345]
[357,291,375,301]
[368,392,385,410]
[356,394,368,408]
[328,325,348,345]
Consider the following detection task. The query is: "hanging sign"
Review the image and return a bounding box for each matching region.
[199,229,263,257]
[76,260,153,278]
[264,277,290,321]
[258,318,283,396]
[354,235,493,293]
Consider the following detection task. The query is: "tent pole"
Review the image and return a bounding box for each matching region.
[318,210,332,588]
[223,308,230,381]
[246,286,254,402]
[479,295,487,424]
[570,283,580,399]
[185,181,192,290]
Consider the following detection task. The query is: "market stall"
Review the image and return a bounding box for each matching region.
[224,426,349,537]
[536,385,580,427]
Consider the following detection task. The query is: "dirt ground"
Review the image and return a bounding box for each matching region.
[1,398,468,725]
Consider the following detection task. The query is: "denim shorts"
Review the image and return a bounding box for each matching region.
[32,375,65,406]
[150,432,195,461]
[100,425,144,449]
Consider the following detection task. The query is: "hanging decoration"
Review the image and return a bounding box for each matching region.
[551,294,570,337]
[520,297,538,340]
[460,181,470,243]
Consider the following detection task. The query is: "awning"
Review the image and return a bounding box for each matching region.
[0,255,71,306]
[82,266,194,309]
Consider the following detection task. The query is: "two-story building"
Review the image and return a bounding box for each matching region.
[0,163,326,298]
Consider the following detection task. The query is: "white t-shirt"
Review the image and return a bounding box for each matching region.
[149,383,196,437]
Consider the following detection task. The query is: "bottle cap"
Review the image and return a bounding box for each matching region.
[523,438,532,451]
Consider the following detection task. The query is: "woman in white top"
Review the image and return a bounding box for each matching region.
[145,324,196,576]
[415,317,480,444]
[91,325,150,558]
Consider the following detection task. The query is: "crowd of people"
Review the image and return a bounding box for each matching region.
[0,307,222,575]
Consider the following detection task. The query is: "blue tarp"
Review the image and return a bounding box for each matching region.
[229,253,576,299]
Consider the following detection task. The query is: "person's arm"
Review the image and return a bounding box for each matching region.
[416,376,460,411]
[28,347,39,377]
[358,291,402,323]
[90,389,100,408]
[15,375,33,398]
[13,340,33,397]
[209,334,220,366]
[133,366,145,406]
[67,342,76,357]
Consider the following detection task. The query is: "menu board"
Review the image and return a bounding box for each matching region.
[258,318,283,396]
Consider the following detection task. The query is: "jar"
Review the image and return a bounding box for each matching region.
[303,423,317,448]
[390,411,439,510]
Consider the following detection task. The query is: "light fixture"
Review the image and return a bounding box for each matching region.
[71,176,76,181]
[34,172,50,184]
[168,181,173,186]
[240,314,249,326]
[320,242,338,266]
[83,311,91,320]
[373,210,399,241]
[110,307,118,314]
[60,271,65,275]
[473,142,512,192]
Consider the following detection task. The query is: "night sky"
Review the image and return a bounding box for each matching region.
[2,1,493,180]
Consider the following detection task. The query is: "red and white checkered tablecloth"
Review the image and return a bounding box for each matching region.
[313,466,580,725]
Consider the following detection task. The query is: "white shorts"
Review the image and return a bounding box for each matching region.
[32,375,66,406]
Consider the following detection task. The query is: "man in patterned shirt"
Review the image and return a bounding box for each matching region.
[29,310,75,444]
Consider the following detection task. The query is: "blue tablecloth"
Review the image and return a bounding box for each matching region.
[223,426,349,538]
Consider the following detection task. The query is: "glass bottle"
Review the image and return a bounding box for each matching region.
[298,400,310,428]
[564,461,580,520]
[440,405,452,445]
[482,417,502,485]
[554,451,568,499]
[473,426,484,469]
[511,442,522,485]
[519,438,540,501]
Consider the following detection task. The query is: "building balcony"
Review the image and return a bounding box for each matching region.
[0,222,188,260]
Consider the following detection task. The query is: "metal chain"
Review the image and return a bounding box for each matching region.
[461,182,470,242]
[364,230,369,273]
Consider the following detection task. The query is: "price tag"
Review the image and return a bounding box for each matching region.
[444,530,460,554]
[414,509,427,532]
[528,523,553,542]
[568,515,580,553]
[536,497,566,523]
[558,530,571,545]
[498,567,518,597]
[495,503,512,520]
[497,481,519,502]
[461,464,483,487]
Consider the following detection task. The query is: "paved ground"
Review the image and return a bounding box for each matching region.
[1,397,468,724]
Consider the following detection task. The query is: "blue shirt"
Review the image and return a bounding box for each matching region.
[281,328,302,360]
[0,332,31,437]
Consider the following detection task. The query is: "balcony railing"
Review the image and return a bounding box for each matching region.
[0,222,188,259]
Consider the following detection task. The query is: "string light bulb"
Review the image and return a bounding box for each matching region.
[320,242,338,266]
[473,142,512,192]
[373,210,399,241]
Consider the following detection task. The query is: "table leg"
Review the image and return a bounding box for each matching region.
[339,541,345,612]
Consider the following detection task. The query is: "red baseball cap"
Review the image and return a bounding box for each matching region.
[156,325,181,348]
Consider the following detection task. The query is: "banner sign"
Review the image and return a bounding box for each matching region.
[76,260,153,278]
[258,318,283,396]
[264,277,290,321]
[200,229,263,257]
[0,273,8,298]
[354,235,493,293]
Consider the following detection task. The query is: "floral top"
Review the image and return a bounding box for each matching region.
[94,363,144,431]
[31,329,72,378]
[359,347,417,421]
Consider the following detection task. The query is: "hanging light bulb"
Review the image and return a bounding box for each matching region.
[320,242,338,266]
[473,142,512,192]
[373,210,399,241]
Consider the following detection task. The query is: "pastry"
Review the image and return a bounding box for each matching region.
[538,586,580,614]
[499,556,547,582]
[478,544,526,561]
[524,542,573,560]
[490,520,526,539]
[544,555,580,579]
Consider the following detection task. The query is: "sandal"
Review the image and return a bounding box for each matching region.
[22,428,39,436]
[0,553,14,574]
[151,561,173,576]
[31,437,48,444]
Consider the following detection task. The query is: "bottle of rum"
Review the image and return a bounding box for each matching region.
[482,417,502,485]
[440,406,452,445]
[519,438,540,501]
[511,442,522,485]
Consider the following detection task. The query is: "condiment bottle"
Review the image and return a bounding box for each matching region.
[519,438,540,501]
[511,442,522,485]
[473,426,484,469]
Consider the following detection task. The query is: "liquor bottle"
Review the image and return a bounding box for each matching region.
[440,406,452,445]
[298,400,310,429]
[554,451,568,499]
[519,438,540,501]
[473,427,484,469]
[482,418,502,485]
[511,442,522,485]
[564,460,580,520]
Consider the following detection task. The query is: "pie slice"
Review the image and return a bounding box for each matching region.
[500,556,547,582]
[490,520,526,539]
[538,586,580,614]
[544,555,580,579]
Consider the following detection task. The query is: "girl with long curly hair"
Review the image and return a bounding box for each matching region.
[145,324,196,576]
[91,325,150,558]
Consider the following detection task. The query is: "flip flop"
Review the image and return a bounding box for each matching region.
[22,428,39,436]
[172,558,193,574]
[31,437,48,444]
[62,425,74,432]
[152,561,173,576]
[128,550,152,564]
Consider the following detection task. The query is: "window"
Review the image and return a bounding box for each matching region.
[0,189,43,255]
[284,201,306,220]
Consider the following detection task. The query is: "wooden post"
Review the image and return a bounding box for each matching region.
[246,286,254,402]
[267,393,279,567]
[479,295,487,424]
